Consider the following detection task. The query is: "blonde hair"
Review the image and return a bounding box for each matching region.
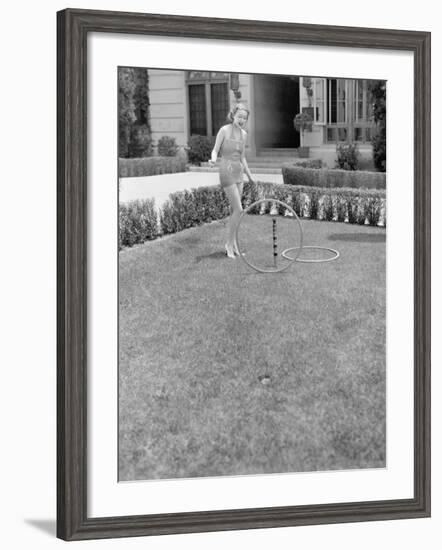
[227,103,250,123]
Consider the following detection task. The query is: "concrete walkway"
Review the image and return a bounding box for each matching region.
[119,172,284,207]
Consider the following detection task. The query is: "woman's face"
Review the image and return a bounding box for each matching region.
[233,109,248,128]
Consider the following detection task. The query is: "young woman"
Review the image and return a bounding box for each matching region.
[209,103,254,258]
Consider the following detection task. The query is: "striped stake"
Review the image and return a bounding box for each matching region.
[272,218,277,268]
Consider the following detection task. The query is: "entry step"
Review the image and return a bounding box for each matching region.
[257,148,300,157]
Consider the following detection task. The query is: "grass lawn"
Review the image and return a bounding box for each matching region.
[119,217,386,481]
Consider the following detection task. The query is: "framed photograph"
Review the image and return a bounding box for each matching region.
[57,8,431,541]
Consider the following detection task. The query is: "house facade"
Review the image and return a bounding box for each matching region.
[148,69,376,167]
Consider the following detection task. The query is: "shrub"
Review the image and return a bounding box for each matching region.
[119,156,187,177]
[187,135,216,165]
[119,199,159,249]
[357,156,376,172]
[335,142,360,170]
[372,131,386,172]
[176,147,188,164]
[364,195,384,226]
[128,124,153,158]
[294,159,323,169]
[118,68,136,158]
[119,180,386,250]
[118,68,153,159]
[326,170,345,188]
[308,189,321,220]
[334,190,348,222]
[293,111,313,138]
[282,165,385,190]
[369,80,386,172]
[157,136,179,157]
[242,181,386,226]
[241,179,262,210]
[323,194,335,221]
[282,164,320,187]
[160,186,229,234]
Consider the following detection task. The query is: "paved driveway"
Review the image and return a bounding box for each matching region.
[119,172,283,207]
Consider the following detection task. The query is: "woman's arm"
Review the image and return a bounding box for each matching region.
[240,131,254,183]
[209,127,225,164]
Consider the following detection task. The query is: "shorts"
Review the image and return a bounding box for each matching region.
[219,159,243,188]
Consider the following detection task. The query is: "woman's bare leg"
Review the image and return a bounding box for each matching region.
[233,181,244,254]
[223,183,243,256]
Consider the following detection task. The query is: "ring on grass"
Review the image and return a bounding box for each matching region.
[235,198,304,274]
[281,245,340,263]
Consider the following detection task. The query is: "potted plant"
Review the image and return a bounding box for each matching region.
[293,111,313,158]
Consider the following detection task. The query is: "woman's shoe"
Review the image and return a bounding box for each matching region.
[225,244,236,259]
[233,242,241,256]
[233,240,245,256]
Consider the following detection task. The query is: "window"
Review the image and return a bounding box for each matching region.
[312,78,375,144]
[210,83,230,135]
[186,72,230,137]
[313,79,326,124]
[188,84,207,136]
[355,79,371,122]
[328,79,347,124]
[353,79,375,142]
[323,79,348,143]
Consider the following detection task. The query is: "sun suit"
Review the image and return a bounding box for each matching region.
[218,125,245,188]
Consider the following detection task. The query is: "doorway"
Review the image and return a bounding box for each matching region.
[253,74,300,149]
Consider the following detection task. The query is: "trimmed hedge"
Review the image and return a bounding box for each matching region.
[159,180,385,235]
[119,180,386,249]
[119,154,187,178]
[119,199,159,249]
[160,186,230,234]
[241,181,386,227]
[282,165,386,190]
[292,159,323,169]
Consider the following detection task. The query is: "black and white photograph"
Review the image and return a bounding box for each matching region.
[0,0,436,546]
[118,68,387,482]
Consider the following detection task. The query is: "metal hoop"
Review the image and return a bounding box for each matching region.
[282,245,340,263]
[235,198,304,273]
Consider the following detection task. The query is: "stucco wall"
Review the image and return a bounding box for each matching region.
[148,69,187,150]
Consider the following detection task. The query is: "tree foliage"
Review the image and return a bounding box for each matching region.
[118,68,152,158]
[369,80,386,172]
[118,68,136,158]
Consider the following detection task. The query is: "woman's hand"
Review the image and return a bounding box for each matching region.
[208,158,216,167]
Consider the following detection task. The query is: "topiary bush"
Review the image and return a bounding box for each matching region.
[187,135,216,165]
[157,136,179,157]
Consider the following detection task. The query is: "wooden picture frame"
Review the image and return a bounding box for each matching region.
[57,8,431,541]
